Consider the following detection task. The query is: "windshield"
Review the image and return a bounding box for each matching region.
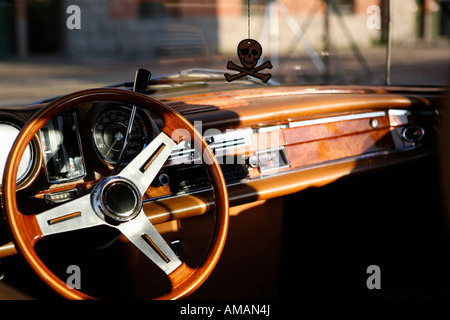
[0,0,449,107]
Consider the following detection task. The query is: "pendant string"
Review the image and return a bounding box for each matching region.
[248,0,251,39]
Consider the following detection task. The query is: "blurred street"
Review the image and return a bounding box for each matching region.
[0,44,448,108]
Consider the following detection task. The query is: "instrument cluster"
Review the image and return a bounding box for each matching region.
[0,103,154,191]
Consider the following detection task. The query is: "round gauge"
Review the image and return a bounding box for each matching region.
[93,107,148,164]
[0,122,34,186]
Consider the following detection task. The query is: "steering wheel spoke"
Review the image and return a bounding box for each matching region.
[119,131,177,194]
[118,210,182,275]
[35,194,104,237]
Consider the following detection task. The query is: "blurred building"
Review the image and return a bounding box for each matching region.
[0,0,448,60]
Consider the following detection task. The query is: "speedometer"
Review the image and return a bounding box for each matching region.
[93,106,149,164]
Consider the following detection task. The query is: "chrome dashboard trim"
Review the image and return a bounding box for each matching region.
[288,111,387,128]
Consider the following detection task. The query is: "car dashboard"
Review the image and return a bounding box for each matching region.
[0,83,445,299]
[0,85,440,206]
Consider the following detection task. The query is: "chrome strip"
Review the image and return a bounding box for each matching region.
[205,128,253,142]
[258,124,287,133]
[388,109,412,116]
[389,109,438,127]
[288,111,387,128]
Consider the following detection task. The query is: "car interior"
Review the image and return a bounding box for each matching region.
[0,0,449,301]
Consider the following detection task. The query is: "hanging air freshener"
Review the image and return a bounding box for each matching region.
[225,39,272,83]
[224,1,272,83]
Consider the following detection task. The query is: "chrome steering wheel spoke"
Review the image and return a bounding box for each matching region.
[118,210,182,275]
[118,131,176,195]
[36,194,104,237]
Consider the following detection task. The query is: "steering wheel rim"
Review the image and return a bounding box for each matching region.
[2,88,229,300]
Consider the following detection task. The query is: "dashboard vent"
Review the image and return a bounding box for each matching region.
[168,129,252,164]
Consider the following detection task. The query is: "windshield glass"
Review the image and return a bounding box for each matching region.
[0,0,449,107]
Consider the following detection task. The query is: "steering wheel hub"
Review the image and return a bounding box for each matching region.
[92,176,142,223]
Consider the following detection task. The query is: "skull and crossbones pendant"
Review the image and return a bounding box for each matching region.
[225,39,272,83]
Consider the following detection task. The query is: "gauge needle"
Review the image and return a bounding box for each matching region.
[106,131,124,157]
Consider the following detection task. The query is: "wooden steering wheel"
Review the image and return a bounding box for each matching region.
[2,88,229,299]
